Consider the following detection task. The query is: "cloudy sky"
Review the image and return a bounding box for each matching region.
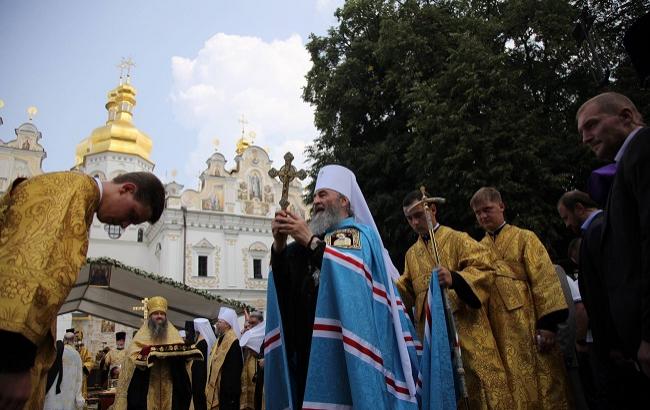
[0,0,343,188]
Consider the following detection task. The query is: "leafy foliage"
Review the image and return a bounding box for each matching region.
[303,0,650,267]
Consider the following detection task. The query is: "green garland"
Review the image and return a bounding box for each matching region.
[86,257,254,313]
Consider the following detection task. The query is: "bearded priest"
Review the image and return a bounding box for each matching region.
[113,296,202,410]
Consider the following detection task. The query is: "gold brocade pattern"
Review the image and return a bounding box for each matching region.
[481,224,571,410]
[240,348,258,410]
[396,226,511,409]
[78,345,94,399]
[104,348,127,372]
[206,329,238,410]
[113,322,201,410]
[0,172,99,410]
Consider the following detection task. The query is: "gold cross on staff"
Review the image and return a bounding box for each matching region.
[268,152,307,210]
[132,297,149,321]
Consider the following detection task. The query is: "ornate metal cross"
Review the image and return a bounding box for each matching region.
[132,297,149,321]
[268,152,307,210]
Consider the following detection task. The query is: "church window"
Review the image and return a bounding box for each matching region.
[104,224,123,240]
[198,255,208,277]
[137,228,144,242]
[253,258,262,279]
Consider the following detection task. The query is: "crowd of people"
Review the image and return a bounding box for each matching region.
[0,91,647,409]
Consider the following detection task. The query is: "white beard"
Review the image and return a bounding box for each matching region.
[309,202,345,236]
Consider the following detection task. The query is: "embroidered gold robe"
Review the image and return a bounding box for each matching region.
[77,344,94,398]
[113,322,202,410]
[0,172,99,410]
[480,224,571,409]
[240,347,258,410]
[206,328,242,409]
[103,347,126,372]
[396,225,510,409]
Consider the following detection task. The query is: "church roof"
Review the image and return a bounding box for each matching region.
[60,257,251,329]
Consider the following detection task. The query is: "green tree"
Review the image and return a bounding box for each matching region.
[304,0,650,266]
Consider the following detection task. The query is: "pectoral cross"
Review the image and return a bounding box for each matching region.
[268,152,307,210]
[132,297,149,321]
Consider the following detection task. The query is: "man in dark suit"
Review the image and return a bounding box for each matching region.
[577,93,650,388]
[558,190,622,408]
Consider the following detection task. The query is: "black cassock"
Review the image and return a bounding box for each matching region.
[216,335,243,410]
[191,339,208,410]
[126,357,192,410]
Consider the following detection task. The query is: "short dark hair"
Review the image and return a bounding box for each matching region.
[403,190,425,208]
[470,187,503,209]
[557,190,598,212]
[113,172,165,223]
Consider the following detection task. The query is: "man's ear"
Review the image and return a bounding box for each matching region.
[119,182,137,194]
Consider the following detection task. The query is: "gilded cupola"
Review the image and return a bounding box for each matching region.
[75,59,153,167]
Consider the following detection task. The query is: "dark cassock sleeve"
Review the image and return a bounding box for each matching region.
[450,271,481,308]
[0,331,37,372]
[218,339,244,410]
[270,240,325,404]
[191,339,208,410]
[254,343,264,410]
[127,366,151,409]
[170,356,192,410]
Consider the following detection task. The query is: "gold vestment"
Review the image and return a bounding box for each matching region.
[206,328,238,409]
[113,323,202,410]
[396,225,511,409]
[78,344,94,398]
[0,172,100,410]
[104,347,126,370]
[481,224,571,409]
[240,347,259,410]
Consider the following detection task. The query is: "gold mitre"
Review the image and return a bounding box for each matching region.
[147,296,168,314]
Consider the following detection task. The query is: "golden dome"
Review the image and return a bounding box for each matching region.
[75,81,153,167]
[235,136,251,155]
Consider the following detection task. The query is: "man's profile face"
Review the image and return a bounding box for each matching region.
[472,200,505,232]
[216,319,231,334]
[97,182,152,228]
[578,102,629,161]
[557,203,581,235]
[403,201,435,236]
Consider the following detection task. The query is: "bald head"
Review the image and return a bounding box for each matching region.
[577,92,645,160]
[577,92,644,123]
[64,332,76,345]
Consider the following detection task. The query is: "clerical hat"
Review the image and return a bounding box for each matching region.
[115,331,126,341]
[147,296,168,314]
[66,328,75,333]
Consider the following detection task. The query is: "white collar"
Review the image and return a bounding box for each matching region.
[93,177,103,200]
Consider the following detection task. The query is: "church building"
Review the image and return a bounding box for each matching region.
[0,71,307,351]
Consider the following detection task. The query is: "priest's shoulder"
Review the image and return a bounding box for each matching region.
[324,226,363,250]
[22,171,95,191]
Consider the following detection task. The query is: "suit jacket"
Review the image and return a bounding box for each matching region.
[580,211,620,357]
[602,126,650,358]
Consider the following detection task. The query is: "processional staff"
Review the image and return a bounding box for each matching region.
[408,186,470,409]
[268,152,307,210]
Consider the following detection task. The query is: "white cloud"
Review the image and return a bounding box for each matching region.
[170,33,316,183]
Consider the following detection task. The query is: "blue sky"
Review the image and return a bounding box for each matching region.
[0,0,343,188]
